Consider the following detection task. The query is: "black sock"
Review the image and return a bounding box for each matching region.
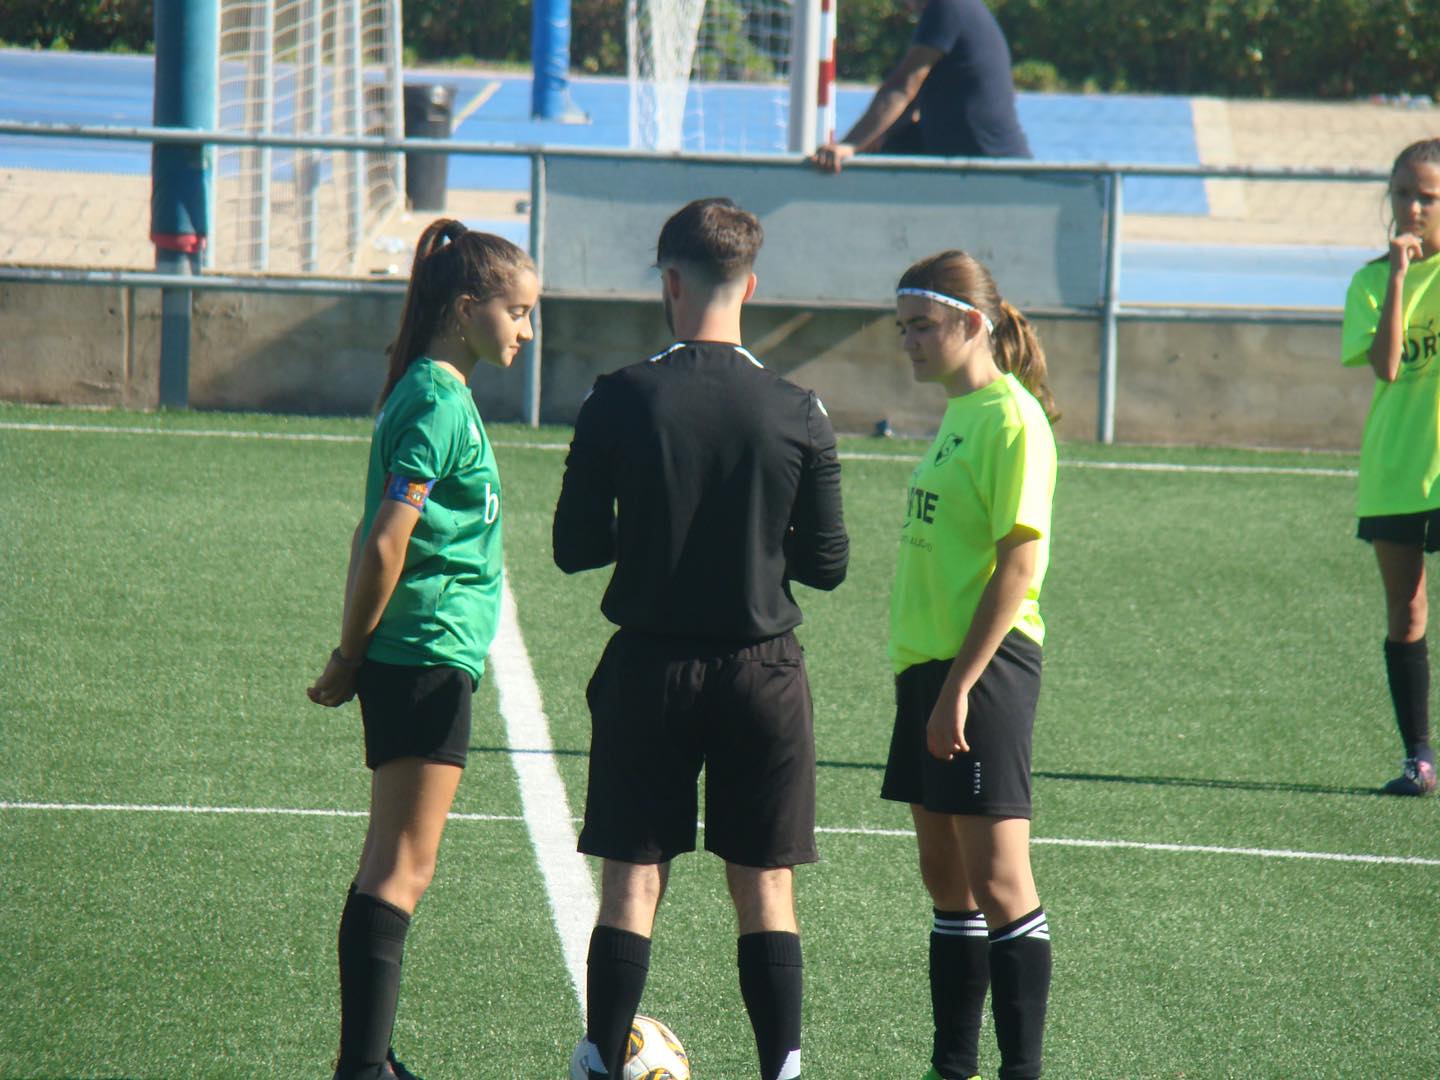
[930,909,989,1079]
[1385,638,1432,762]
[585,925,652,1077]
[988,908,1051,1080]
[336,889,411,1076]
[737,931,804,1080]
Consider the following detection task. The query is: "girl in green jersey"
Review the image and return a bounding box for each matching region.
[883,251,1058,1080]
[309,219,538,1079]
[1342,138,1440,797]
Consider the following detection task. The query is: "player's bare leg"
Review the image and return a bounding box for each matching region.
[955,815,1048,1080]
[727,864,802,1080]
[576,860,671,1078]
[913,807,987,1080]
[337,759,461,1079]
[1375,540,1436,794]
[355,759,463,912]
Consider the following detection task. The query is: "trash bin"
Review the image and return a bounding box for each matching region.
[403,83,454,211]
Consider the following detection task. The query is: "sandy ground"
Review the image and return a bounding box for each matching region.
[2,97,1435,272]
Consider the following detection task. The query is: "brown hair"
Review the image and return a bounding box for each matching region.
[655,197,764,284]
[1391,138,1440,185]
[1387,138,1440,236]
[379,219,535,407]
[898,249,1059,423]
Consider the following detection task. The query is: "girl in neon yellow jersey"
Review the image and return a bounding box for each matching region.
[1342,138,1440,797]
[308,220,538,1079]
[883,250,1059,1080]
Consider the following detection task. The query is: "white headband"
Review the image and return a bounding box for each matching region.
[896,287,995,334]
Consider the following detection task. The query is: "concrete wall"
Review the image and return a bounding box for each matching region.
[0,282,1368,450]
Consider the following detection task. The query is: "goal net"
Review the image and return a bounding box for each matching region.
[627,0,813,154]
[216,0,404,274]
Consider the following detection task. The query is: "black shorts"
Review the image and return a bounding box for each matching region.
[355,660,473,770]
[881,629,1042,818]
[578,628,818,868]
[1358,508,1440,552]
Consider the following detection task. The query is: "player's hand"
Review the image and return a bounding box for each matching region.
[308,650,359,707]
[810,142,856,174]
[926,679,970,761]
[1390,232,1424,276]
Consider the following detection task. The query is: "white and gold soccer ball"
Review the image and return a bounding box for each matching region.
[569,1015,691,1080]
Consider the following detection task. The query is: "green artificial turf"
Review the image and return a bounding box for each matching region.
[1,405,1435,1079]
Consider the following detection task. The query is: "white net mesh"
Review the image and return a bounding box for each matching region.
[627,0,795,154]
[215,0,403,274]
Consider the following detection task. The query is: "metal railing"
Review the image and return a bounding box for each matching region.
[0,120,1389,439]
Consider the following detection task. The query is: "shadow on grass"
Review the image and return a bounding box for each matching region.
[475,746,1386,798]
[814,758,1383,798]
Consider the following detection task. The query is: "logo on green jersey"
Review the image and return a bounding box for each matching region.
[934,434,964,465]
[1403,317,1437,373]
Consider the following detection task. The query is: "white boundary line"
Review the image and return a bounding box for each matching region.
[490,577,598,1018]
[813,825,1440,867]
[0,422,1358,478]
[4,801,1435,868]
[0,800,520,821]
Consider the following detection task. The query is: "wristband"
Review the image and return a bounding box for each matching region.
[331,647,363,671]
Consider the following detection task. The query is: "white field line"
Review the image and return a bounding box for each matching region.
[813,825,1440,867]
[3,800,1435,868]
[451,81,502,133]
[0,800,520,821]
[0,422,1358,479]
[490,577,598,1019]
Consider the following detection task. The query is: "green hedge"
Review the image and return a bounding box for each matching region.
[3,0,1436,100]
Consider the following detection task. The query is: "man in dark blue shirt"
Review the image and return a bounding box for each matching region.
[812,0,1031,172]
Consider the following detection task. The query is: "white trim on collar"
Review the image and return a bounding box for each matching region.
[648,342,764,368]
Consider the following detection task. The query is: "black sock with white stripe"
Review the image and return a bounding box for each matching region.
[737,931,804,1080]
[584,925,652,1077]
[988,907,1051,1080]
[930,908,989,1079]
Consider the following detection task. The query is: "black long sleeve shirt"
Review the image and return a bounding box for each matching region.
[552,341,849,641]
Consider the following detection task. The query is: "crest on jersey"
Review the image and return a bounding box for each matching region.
[934,433,964,465]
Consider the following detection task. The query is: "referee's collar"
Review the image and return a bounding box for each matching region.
[648,341,764,369]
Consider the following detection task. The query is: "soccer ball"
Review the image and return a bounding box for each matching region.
[569,1015,691,1080]
[624,1016,690,1079]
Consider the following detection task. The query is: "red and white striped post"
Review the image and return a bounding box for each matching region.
[817,0,836,145]
[787,0,836,153]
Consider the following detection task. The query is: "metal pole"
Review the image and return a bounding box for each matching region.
[298,0,320,271]
[786,0,820,154]
[1097,170,1123,444]
[818,0,837,146]
[343,0,363,270]
[245,0,274,270]
[152,0,218,408]
[523,152,546,428]
[156,249,194,406]
[385,0,405,202]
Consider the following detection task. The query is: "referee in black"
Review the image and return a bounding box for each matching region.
[555,197,849,1080]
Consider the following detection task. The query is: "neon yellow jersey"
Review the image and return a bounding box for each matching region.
[362,359,503,682]
[888,373,1056,674]
[1342,253,1440,517]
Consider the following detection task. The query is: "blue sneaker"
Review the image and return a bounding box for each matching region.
[1383,757,1437,796]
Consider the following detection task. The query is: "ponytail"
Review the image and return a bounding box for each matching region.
[993,300,1060,424]
[378,218,536,408]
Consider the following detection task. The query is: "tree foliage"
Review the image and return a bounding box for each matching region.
[2,0,1435,100]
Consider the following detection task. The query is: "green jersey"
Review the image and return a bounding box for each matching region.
[888,373,1056,674]
[361,358,503,682]
[1342,253,1440,517]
